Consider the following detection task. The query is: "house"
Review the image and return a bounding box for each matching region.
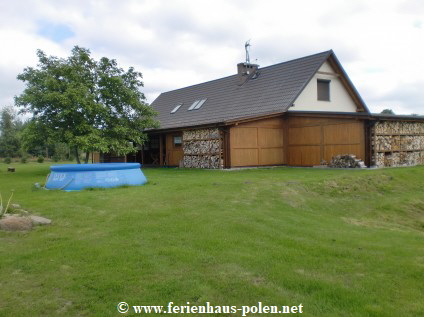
[95,50,424,168]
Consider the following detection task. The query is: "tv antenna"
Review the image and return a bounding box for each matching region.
[245,40,251,64]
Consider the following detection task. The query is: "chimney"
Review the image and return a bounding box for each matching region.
[237,62,259,85]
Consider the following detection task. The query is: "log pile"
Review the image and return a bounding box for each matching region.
[375,151,424,167]
[182,128,223,169]
[183,128,220,141]
[401,122,424,134]
[373,121,424,167]
[183,155,221,169]
[375,121,401,134]
[375,152,385,167]
[375,121,424,135]
[376,135,392,151]
[399,152,420,166]
[329,154,366,168]
[400,135,421,150]
[183,140,220,155]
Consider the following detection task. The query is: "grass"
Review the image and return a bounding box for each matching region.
[0,163,423,316]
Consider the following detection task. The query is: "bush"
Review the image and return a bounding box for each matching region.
[20,155,28,164]
[52,154,60,162]
[3,157,11,164]
[37,155,44,163]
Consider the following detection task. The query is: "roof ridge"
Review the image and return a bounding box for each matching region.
[157,50,333,97]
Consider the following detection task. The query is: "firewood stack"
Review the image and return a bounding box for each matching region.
[329,154,366,168]
[373,121,424,167]
[182,128,223,169]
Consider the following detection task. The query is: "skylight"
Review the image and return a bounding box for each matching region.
[194,99,207,110]
[188,99,207,111]
[188,100,200,111]
[170,104,182,114]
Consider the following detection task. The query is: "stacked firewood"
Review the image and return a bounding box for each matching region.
[375,153,385,167]
[183,128,220,141]
[183,140,220,155]
[375,121,401,134]
[182,128,222,168]
[329,154,366,168]
[401,122,424,134]
[183,155,221,169]
[400,136,421,150]
[376,135,392,151]
[399,152,420,166]
[374,151,424,167]
[392,136,401,151]
[375,121,424,135]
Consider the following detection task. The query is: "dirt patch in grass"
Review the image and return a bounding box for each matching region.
[320,173,394,195]
[281,185,310,208]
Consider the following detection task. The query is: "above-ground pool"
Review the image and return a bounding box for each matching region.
[45,163,147,191]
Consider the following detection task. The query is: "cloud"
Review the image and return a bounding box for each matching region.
[0,0,423,116]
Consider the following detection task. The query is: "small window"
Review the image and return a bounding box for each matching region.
[317,79,330,101]
[173,136,182,147]
[170,104,182,114]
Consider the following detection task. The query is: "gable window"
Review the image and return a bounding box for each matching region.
[317,79,330,101]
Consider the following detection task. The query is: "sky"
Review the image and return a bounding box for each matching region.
[0,0,423,115]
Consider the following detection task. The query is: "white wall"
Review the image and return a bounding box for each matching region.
[289,61,358,112]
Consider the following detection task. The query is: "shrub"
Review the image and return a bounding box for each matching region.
[20,155,28,164]
[37,155,44,163]
[52,154,60,162]
[3,157,11,164]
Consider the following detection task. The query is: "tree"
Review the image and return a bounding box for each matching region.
[0,106,21,158]
[381,109,395,115]
[15,46,159,163]
[20,119,53,157]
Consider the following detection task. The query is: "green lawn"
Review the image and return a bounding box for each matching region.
[0,163,423,316]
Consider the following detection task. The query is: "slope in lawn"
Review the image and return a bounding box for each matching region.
[0,164,423,316]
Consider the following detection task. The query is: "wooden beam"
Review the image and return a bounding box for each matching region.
[224,127,231,168]
[225,112,285,126]
[283,117,289,165]
[317,71,340,77]
[159,134,164,166]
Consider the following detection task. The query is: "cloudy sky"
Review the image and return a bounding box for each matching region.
[1,0,423,115]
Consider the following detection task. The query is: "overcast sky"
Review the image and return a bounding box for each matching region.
[1,0,423,115]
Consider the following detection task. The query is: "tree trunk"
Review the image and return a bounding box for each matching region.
[84,151,89,164]
[74,146,81,164]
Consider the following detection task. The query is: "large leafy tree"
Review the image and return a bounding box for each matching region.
[15,46,159,163]
[0,106,21,158]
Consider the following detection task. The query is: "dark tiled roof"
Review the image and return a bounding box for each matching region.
[150,50,333,130]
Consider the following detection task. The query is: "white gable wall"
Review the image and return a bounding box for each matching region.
[289,61,358,112]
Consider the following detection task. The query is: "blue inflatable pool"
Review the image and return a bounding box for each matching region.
[45,163,147,191]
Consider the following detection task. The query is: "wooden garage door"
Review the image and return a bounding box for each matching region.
[230,117,285,167]
[288,117,365,166]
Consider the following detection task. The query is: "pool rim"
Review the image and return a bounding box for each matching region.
[49,163,142,172]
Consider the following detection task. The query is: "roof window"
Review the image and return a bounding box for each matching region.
[194,99,207,110]
[188,100,200,110]
[188,99,207,111]
[170,104,182,114]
